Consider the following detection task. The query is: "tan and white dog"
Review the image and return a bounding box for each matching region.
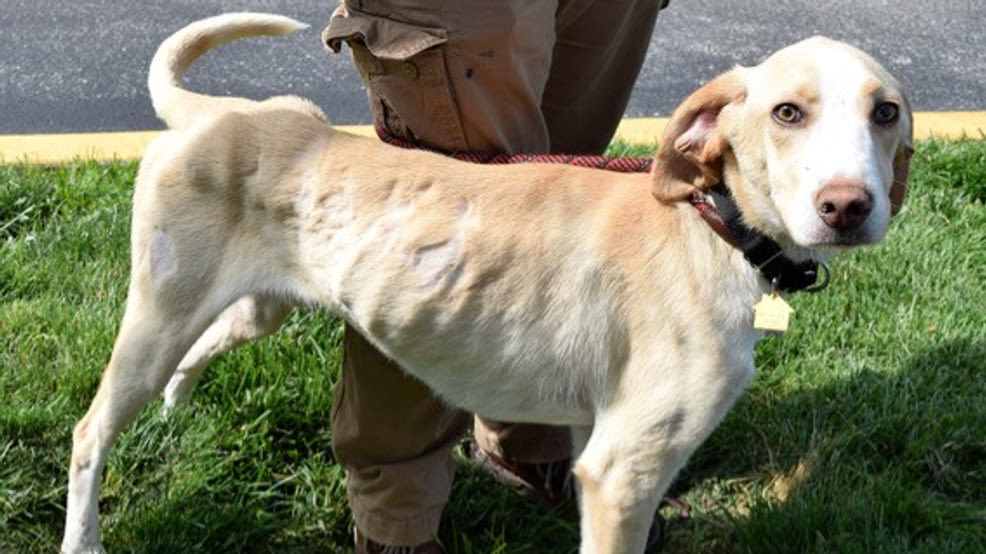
[62,13,912,554]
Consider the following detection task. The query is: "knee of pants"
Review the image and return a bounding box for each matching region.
[330,326,471,467]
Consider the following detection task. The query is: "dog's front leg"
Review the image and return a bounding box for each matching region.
[162,295,292,411]
[572,345,755,553]
[573,425,672,554]
[572,396,702,554]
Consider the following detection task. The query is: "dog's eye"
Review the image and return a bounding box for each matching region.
[873,102,900,125]
[772,103,803,125]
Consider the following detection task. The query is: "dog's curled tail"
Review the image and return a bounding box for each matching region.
[148,12,308,129]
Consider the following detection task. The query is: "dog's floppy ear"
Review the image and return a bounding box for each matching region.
[652,70,746,203]
[889,97,914,216]
[890,143,913,216]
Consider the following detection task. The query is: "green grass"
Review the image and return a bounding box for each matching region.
[2,139,985,553]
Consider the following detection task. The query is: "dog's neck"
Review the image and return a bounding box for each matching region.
[693,184,826,294]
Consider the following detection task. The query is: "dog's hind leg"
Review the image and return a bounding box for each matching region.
[162,294,293,411]
[62,262,255,553]
[63,309,215,552]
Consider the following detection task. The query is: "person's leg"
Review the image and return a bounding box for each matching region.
[534,9,675,546]
[332,327,471,547]
[542,0,668,154]
[476,0,669,471]
[323,0,669,546]
[323,2,565,546]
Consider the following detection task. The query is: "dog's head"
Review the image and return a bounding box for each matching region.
[652,36,913,252]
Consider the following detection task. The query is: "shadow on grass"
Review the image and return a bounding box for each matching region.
[93,437,577,554]
[666,338,986,554]
[97,449,355,554]
[440,454,580,554]
[107,491,293,553]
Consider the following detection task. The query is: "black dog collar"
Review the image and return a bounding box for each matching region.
[706,184,828,294]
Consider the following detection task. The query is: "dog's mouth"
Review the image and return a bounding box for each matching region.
[782,195,890,251]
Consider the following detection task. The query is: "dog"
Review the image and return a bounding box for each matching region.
[61,13,913,554]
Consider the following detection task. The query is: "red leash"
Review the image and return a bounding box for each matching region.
[374,124,654,174]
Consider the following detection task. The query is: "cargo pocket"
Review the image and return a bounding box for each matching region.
[323,8,467,150]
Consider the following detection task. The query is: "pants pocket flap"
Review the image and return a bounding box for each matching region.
[323,9,448,60]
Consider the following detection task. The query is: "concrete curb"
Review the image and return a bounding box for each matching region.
[1,112,983,165]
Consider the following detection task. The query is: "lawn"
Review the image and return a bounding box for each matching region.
[1,138,984,553]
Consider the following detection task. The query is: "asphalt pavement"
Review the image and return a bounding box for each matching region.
[1,0,984,136]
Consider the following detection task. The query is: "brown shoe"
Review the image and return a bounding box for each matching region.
[469,441,680,552]
[468,440,576,515]
[354,527,443,554]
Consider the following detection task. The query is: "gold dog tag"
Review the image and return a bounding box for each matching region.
[753,293,794,336]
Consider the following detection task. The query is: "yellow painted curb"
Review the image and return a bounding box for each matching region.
[0,125,377,166]
[0,131,161,166]
[613,118,665,146]
[912,111,986,141]
[0,113,982,165]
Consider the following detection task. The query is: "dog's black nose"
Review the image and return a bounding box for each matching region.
[815,179,873,230]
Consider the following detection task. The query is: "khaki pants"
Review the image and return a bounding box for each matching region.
[323,0,666,545]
